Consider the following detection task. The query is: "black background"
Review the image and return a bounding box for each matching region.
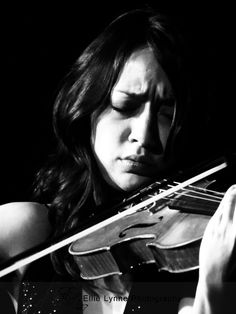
[1,1,236,204]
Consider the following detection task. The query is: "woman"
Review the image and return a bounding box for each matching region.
[0,8,235,314]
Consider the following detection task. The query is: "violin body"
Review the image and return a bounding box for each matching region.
[70,205,209,279]
[69,179,222,280]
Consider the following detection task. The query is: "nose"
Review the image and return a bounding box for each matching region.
[128,102,163,153]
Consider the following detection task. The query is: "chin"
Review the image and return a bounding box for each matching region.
[117,173,153,192]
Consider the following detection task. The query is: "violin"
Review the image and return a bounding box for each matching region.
[69,158,228,280]
[0,156,234,279]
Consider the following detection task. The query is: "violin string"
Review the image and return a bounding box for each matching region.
[167,182,224,199]
[173,181,225,197]
[161,189,221,204]
[167,186,222,200]
[158,189,221,204]
[155,182,224,204]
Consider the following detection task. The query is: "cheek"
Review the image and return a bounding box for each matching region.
[91,115,128,164]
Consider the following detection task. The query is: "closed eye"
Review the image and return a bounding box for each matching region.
[111,98,141,115]
[111,103,138,114]
[111,91,147,114]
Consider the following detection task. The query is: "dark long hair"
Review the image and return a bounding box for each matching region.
[33,8,191,278]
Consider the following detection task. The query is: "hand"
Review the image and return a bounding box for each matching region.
[199,184,236,287]
[192,185,236,314]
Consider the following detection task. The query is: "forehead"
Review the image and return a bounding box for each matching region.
[113,47,172,97]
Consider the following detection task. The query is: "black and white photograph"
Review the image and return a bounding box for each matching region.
[1,1,236,313]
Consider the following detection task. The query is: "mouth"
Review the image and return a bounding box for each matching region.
[122,155,155,166]
[119,155,156,175]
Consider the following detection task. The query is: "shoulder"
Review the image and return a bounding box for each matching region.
[0,201,49,223]
[0,202,52,259]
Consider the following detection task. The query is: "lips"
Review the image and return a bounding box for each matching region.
[122,154,155,166]
[119,155,156,175]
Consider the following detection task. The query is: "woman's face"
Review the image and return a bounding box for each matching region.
[91,47,175,192]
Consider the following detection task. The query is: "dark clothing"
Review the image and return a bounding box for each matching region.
[125,265,198,313]
[18,256,83,314]
[1,255,198,314]
[0,288,15,314]
[0,255,83,314]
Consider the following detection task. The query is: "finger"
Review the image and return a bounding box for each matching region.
[231,186,236,226]
[221,185,236,224]
[204,185,236,234]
